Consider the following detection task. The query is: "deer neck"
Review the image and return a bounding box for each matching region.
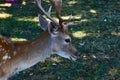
[12,31,52,72]
[29,31,52,59]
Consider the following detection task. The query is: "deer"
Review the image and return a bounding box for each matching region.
[0,0,79,80]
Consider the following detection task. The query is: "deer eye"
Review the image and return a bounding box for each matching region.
[65,39,71,43]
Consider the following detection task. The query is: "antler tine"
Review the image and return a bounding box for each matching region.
[49,0,64,24]
[36,0,59,26]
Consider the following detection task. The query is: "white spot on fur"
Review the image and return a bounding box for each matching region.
[8,56,11,59]
[13,51,17,56]
[2,53,11,61]
[2,54,9,60]
[1,40,8,45]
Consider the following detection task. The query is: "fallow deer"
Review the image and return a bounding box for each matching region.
[0,0,79,80]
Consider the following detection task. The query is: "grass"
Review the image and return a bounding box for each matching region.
[0,0,120,80]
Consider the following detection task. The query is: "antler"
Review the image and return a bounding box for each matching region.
[36,0,79,29]
[36,0,59,26]
[49,0,63,23]
[49,0,79,27]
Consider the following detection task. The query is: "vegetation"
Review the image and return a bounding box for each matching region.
[0,0,120,80]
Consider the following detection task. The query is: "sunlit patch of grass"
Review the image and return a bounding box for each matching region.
[111,32,120,36]
[72,31,88,38]
[80,19,89,22]
[17,17,38,22]
[67,1,77,6]
[0,12,12,18]
[89,9,97,14]
[42,15,81,23]
[0,3,12,7]
[62,15,81,20]
[22,1,27,5]
[51,57,62,63]
[11,38,27,41]
[109,68,118,76]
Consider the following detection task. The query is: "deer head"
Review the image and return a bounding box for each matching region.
[36,0,79,60]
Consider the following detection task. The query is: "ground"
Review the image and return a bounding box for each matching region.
[0,0,120,80]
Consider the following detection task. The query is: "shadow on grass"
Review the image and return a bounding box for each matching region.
[0,17,43,39]
[0,0,120,80]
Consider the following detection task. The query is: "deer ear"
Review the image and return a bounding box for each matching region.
[38,14,48,31]
[48,22,58,37]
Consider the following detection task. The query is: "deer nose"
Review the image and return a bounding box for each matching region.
[74,51,80,59]
[74,51,79,56]
[75,51,80,59]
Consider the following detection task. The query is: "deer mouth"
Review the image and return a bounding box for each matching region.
[70,55,78,61]
[54,51,79,61]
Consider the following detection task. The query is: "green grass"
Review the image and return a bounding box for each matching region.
[0,0,120,80]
